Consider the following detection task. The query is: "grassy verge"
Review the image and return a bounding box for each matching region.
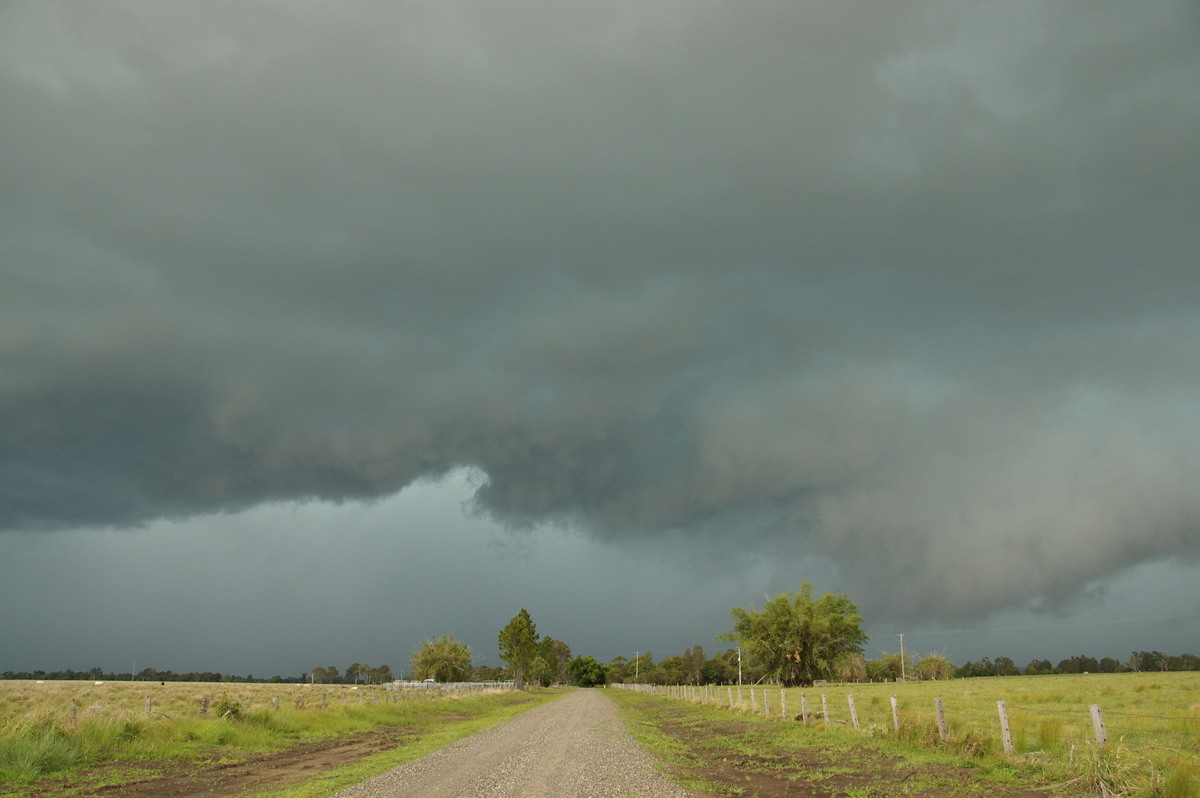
[609,688,1091,797]
[0,685,564,797]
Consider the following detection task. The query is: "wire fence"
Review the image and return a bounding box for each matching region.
[616,681,1199,792]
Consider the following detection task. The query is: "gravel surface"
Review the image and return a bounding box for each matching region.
[332,689,700,798]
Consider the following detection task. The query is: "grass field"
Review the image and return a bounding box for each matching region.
[0,679,560,796]
[633,671,1200,796]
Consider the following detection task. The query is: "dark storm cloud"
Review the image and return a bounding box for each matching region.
[3,1,1199,622]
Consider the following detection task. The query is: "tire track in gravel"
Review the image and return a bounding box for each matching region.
[332,689,702,798]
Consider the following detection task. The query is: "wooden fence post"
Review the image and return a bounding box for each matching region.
[781,689,787,720]
[890,694,900,732]
[737,685,743,706]
[997,700,1014,756]
[751,688,757,712]
[822,694,830,728]
[1089,705,1107,749]
[763,689,770,717]
[145,695,152,718]
[935,696,947,743]
[848,694,860,730]
[801,692,809,724]
[200,696,209,717]
[272,696,280,710]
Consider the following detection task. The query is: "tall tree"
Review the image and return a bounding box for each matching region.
[498,609,539,690]
[723,581,867,687]
[410,635,473,682]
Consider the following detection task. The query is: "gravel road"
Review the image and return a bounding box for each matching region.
[332,689,700,798]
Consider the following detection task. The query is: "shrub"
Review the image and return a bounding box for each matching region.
[211,694,243,720]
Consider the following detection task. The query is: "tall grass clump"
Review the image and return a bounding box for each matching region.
[0,714,91,785]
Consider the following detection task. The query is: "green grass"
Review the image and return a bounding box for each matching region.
[620,672,1200,797]
[610,688,1065,797]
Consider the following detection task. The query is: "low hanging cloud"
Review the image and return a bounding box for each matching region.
[3,0,1199,623]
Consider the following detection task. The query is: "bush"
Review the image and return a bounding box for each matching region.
[211,694,243,720]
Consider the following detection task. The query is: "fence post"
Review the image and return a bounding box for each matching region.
[781,689,787,720]
[200,696,209,717]
[727,686,733,707]
[737,685,743,707]
[891,694,900,732]
[272,696,280,710]
[848,694,860,730]
[145,695,152,718]
[70,698,77,724]
[935,696,947,743]
[1089,705,1107,749]
[763,689,770,717]
[822,694,830,728]
[751,688,757,712]
[801,692,809,724]
[997,700,1014,756]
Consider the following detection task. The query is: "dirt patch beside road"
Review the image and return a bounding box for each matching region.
[30,726,417,798]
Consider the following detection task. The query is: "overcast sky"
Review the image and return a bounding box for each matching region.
[3,1,1199,678]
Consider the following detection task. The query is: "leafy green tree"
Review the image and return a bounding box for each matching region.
[722,581,867,686]
[607,655,629,684]
[880,652,915,681]
[702,649,738,685]
[498,609,539,690]
[915,654,955,681]
[536,637,571,686]
[410,635,473,682]
[369,664,394,684]
[566,655,609,687]
[657,656,687,685]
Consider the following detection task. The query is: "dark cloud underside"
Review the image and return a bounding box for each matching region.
[3,0,1199,623]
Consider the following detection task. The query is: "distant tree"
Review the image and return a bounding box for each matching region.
[628,652,655,683]
[960,657,995,678]
[722,582,867,687]
[607,655,629,684]
[702,649,738,685]
[915,654,955,681]
[657,656,688,685]
[536,637,571,686]
[994,656,1019,676]
[880,652,915,681]
[1024,659,1054,675]
[866,658,890,682]
[368,664,394,684]
[498,609,539,690]
[411,635,473,682]
[684,646,706,685]
[837,653,867,683]
[566,656,609,688]
[470,664,506,681]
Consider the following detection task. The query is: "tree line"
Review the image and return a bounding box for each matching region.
[8,588,1198,686]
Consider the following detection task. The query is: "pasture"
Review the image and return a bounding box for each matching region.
[634,671,1200,796]
[0,679,549,796]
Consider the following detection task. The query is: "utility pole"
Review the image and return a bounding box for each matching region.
[899,634,906,682]
[635,652,639,682]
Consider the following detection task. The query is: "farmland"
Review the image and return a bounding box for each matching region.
[0,679,558,797]
[624,671,1200,796]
